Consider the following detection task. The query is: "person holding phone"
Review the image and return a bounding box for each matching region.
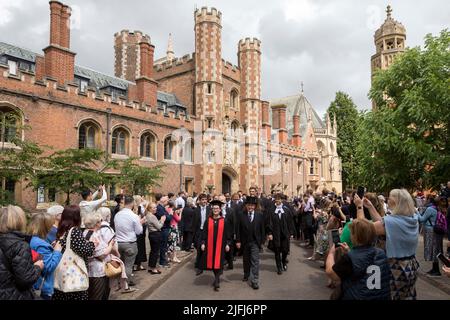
[325,219,391,300]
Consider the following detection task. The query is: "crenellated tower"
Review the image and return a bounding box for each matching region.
[194,7,224,193]
[238,37,262,190]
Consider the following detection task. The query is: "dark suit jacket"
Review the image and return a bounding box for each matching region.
[180,206,195,232]
[192,205,211,242]
[236,210,266,248]
[223,206,237,240]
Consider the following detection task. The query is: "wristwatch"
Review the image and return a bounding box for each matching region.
[357,206,363,209]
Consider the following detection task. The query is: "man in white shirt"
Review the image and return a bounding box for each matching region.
[175,192,186,209]
[79,185,107,225]
[114,195,145,288]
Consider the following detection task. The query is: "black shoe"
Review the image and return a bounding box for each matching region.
[283,265,288,271]
[227,264,234,270]
[277,269,282,275]
[428,271,442,277]
[128,281,136,287]
[251,283,259,290]
[148,270,161,274]
[242,277,248,282]
[196,269,203,276]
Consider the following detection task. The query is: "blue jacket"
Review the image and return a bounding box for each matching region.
[418,204,437,229]
[29,236,62,297]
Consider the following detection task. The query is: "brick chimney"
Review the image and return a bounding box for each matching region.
[128,39,158,106]
[271,104,288,144]
[42,1,76,85]
[292,114,301,146]
[261,100,271,141]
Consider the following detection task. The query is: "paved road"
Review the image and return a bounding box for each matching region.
[146,240,449,300]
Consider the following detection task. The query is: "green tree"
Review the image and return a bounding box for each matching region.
[327,91,361,189]
[360,29,450,192]
[35,148,108,205]
[111,158,164,196]
[0,113,45,205]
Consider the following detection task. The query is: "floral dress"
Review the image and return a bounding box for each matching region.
[168,211,180,254]
[314,211,330,256]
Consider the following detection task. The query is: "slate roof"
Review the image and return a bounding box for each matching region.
[270,92,325,138]
[0,41,186,111]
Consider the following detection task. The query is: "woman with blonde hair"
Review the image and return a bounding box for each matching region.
[28,212,63,300]
[146,202,165,274]
[365,189,419,300]
[0,206,43,300]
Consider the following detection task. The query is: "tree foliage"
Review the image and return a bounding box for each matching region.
[357,29,450,192]
[327,91,361,189]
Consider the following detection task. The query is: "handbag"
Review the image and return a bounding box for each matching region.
[53,228,89,293]
[104,259,122,278]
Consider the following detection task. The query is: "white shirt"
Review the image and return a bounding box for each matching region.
[175,196,185,209]
[305,196,315,212]
[226,201,232,209]
[248,211,254,223]
[200,206,207,230]
[275,205,284,219]
[114,208,143,243]
[222,207,227,218]
[79,189,107,223]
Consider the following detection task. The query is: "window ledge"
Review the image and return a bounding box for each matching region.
[140,157,156,162]
[111,153,129,160]
[0,142,21,150]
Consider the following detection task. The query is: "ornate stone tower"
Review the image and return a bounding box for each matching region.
[194,7,224,193]
[238,38,262,190]
[371,5,406,108]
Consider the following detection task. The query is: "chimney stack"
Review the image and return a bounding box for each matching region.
[292,114,301,147]
[128,38,158,106]
[42,1,76,85]
[261,101,271,141]
[271,104,288,144]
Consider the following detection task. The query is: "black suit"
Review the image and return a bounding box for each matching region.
[193,205,211,269]
[267,205,295,271]
[236,210,265,285]
[222,206,236,268]
[180,206,195,251]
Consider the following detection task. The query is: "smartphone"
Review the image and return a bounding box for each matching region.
[437,253,450,268]
[357,186,365,199]
[328,229,341,248]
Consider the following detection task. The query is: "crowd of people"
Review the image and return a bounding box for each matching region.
[0,181,449,300]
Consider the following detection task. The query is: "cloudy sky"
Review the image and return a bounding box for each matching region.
[0,0,448,117]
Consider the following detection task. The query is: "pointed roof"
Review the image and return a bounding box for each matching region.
[271,92,324,132]
[375,5,406,40]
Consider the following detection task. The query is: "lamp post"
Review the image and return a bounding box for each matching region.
[179,136,183,193]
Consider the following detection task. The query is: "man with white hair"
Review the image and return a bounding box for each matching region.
[46,205,64,244]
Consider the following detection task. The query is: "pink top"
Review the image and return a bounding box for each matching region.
[170,211,181,227]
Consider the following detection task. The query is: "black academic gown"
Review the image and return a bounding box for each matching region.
[266,205,295,252]
[200,216,230,271]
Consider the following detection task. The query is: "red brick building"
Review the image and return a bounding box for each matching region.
[0,1,341,210]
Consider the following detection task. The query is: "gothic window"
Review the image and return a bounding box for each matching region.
[79,121,99,149]
[0,106,19,144]
[297,160,302,173]
[230,89,239,109]
[164,135,177,160]
[207,83,212,94]
[231,121,239,137]
[310,159,314,175]
[140,132,156,159]
[112,127,129,155]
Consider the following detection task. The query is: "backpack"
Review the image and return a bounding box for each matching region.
[434,210,448,235]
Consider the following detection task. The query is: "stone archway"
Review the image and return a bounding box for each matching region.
[222,166,239,194]
[222,172,231,194]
